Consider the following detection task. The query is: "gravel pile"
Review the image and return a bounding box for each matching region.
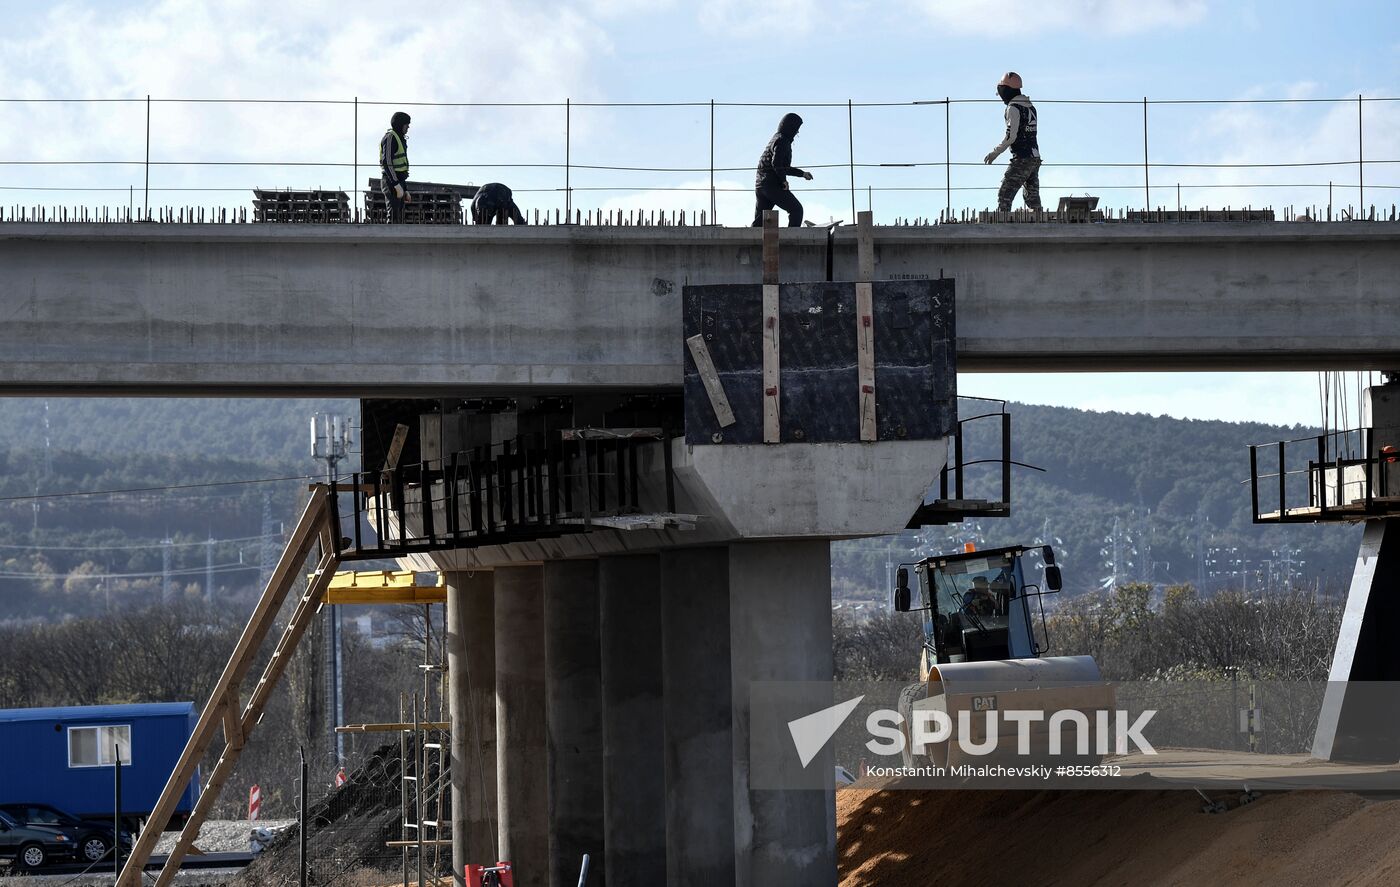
[154,818,295,855]
[228,740,449,887]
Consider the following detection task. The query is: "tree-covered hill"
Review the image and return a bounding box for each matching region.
[0,396,1365,621]
[831,401,1362,602]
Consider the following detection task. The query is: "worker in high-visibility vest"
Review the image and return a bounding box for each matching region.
[379,111,412,223]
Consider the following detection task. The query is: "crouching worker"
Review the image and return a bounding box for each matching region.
[471,182,526,225]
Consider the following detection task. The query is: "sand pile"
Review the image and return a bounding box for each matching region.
[838,786,1400,886]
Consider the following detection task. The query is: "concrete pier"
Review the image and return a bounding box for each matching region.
[660,547,735,886]
[494,566,549,887]
[728,541,837,887]
[599,555,667,885]
[447,571,500,883]
[543,560,606,886]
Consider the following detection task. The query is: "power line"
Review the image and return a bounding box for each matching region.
[0,559,260,579]
[0,474,315,503]
[0,95,1393,107]
[0,532,283,551]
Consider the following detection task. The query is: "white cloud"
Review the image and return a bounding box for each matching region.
[0,1,613,201]
[698,0,822,36]
[908,0,1208,36]
[1172,82,1398,213]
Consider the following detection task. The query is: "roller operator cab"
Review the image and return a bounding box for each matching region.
[892,545,1110,769]
[894,544,1062,679]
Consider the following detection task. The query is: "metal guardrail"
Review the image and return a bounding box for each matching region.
[908,400,1014,527]
[1249,426,1399,523]
[1,93,1397,224]
[335,430,671,559]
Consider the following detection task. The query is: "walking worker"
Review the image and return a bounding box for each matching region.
[751,112,813,227]
[379,111,412,222]
[983,72,1042,213]
[471,182,526,225]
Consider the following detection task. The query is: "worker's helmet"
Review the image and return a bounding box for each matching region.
[997,72,1023,90]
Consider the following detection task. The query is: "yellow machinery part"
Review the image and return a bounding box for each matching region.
[314,569,447,605]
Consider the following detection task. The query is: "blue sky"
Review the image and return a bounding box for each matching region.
[0,0,1395,425]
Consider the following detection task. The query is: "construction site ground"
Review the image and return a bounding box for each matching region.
[839,747,1400,885]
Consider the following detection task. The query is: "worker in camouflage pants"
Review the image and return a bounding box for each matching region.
[983,72,1042,212]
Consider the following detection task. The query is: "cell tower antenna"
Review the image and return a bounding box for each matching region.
[309,413,354,767]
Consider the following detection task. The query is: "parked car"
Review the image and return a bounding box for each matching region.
[0,802,133,863]
[0,809,79,870]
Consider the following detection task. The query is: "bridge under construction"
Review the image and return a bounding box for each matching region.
[3,207,1399,887]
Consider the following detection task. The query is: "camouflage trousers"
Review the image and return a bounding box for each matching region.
[997,157,1043,212]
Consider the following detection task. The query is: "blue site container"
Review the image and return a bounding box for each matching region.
[0,702,200,822]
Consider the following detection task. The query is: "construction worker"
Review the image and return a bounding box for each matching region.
[983,72,1042,213]
[471,182,526,225]
[963,576,999,618]
[379,111,412,223]
[751,112,813,227]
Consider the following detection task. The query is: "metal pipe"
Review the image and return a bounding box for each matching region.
[1141,97,1149,212]
[945,98,951,216]
[1248,445,1260,521]
[847,99,856,222]
[1358,94,1364,212]
[565,99,571,221]
[114,749,123,878]
[144,95,151,219]
[415,694,425,887]
[709,99,716,225]
[298,746,308,887]
[353,97,358,223]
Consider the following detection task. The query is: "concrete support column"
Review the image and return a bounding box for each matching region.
[448,571,499,884]
[495,566,549,887]
[599,555,667,885]
[729,540,836,887]
[660,547,735,886]
[544,560,605,886]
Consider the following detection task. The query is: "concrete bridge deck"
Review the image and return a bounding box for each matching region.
[1,221,1398,396]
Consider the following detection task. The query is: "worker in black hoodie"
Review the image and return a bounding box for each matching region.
[379,111,412,223]
[471,182,526,224]
[751,112,813,227]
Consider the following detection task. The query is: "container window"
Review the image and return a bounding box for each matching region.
[67,724,132,767]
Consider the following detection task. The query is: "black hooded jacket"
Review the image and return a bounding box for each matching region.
[380,113,411,187]
[755,113,807,190]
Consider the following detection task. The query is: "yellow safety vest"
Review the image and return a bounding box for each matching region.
[386,130,408,174]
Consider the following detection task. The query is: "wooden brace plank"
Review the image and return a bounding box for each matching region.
[383,423,410,471]
[221,688,243,751]
[856,281,877,442]
[117,490,332,887]
[685,335,736,429]
[762,210,780,284]
[763,283,781,444]
[857,210,875,282]
[154,546,341,887]
[338,721,451,734]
